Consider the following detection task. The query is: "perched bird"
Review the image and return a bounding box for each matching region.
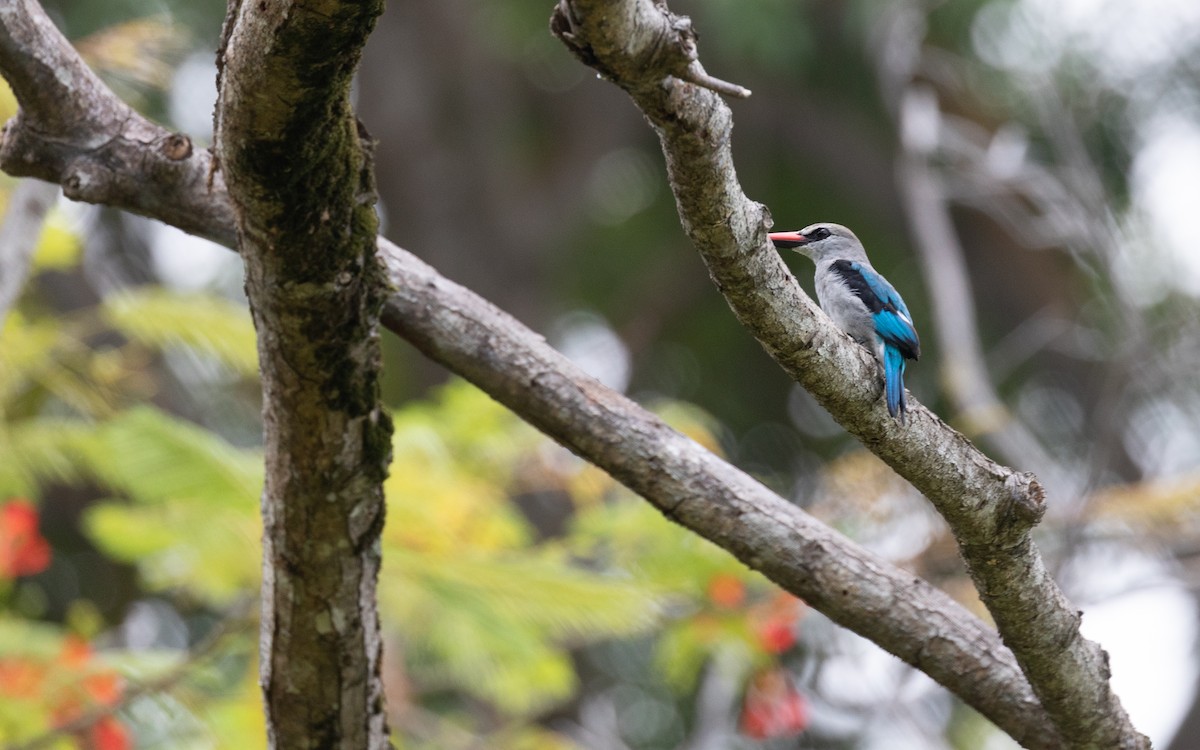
[769,223,920,421]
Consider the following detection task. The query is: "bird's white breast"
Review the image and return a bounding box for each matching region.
[814,260,879,355]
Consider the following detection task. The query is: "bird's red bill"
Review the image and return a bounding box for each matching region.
[768,231,808,248]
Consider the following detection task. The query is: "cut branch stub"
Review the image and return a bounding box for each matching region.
[551,0,749,98]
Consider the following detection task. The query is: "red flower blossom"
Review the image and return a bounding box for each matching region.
[755,617,797,654]
[750,592,804,653]
[0,499,51,578]
[88,715,132,750]
[739,668,809,739]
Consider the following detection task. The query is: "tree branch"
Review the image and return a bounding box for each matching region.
[550,0,1146,747]
[0,1,234,246]
[552,0,750,99]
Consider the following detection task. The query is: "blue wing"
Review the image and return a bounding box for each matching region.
[830,260,920,361]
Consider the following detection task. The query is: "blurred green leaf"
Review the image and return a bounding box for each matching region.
[30,221,82,271]
[0,418,93,497]
[102,289,259,376]
[84,406,261,508]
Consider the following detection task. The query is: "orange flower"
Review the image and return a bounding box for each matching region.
[51,638,130,747]
[706,573,746,609]
[0,657,47,696]
[62,635,93,667]
[750,592,804,653]
[83,671,123,708]
[0,636,131,748]
[0,499,52,578]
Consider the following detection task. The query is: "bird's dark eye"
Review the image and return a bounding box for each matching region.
[808,227,831,241]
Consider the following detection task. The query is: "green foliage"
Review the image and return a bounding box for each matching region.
[83,407,262,508]
[102,289,259,376]
[60,407,263,604]
[0,313,120,418]
[0,418,93,498]
[570,490,780,691]
[31,220,83,271]
[382,382,662,715]
[1,203,793,744]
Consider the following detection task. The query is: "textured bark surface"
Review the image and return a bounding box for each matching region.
[0,0,1145,746]
[213,1,392,748]
[0,0,235,245]
[551,1,1146,748]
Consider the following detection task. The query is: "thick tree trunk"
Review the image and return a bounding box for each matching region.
[214,1,392,747]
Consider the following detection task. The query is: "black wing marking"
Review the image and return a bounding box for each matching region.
[829,259,920,360]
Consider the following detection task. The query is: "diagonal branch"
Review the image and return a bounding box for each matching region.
[549,0,1146,747]
[377,239,1056,747]
[0,1,235,247]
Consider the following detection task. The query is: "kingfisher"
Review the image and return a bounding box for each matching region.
[769,223,920,421]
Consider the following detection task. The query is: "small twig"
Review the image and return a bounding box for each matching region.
[680,60,751,99]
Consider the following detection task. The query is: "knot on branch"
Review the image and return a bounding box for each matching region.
[549,2,602,73]
[645,12,697,81]
[62,156,111,203]
[1001,470,1046,531]
[160,132,193,161]
[0,115,45,178]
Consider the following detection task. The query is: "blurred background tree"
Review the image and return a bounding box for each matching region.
[3,0,1200,747]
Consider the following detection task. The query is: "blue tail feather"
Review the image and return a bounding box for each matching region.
[884,345,906,420]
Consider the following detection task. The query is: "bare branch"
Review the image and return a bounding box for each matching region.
[551,0,749,99]
[550,0,1147,747]
[0,1,235,247]
[680,60,751,99]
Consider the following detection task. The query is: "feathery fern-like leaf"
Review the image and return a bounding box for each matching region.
[102,290,258,376]
[79,406,261,507]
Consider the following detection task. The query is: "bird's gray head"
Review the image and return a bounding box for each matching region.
[769,222,868,264]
